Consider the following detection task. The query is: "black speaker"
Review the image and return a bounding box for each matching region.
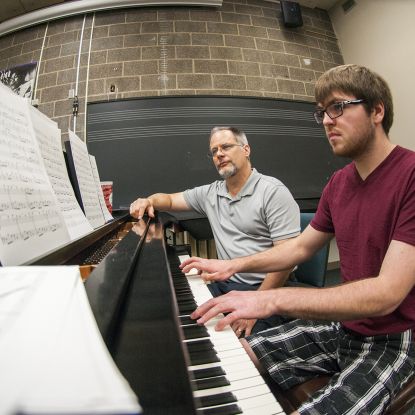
[280,0,303,28]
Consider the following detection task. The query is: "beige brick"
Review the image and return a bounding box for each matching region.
[0,35,13,49]
[213,75,246,90]
[124,34,157,47]
[42,46,61,60]
[126,10,158,22]
[158,10,190,20]
[238,25,267,38]
[211,46,242,60]
[109,23,141,36]
[300,57,325,72]
[256,38,284,53]
[251,16,280,29]
[57,68,77,84]
[159,33,190,46]
[267,28,294,42]
[294,94,314,102]
[309,47,332,61]
[225,35,255,48]
[162,59,192,73]
[21,38,43,54]
[36,72,57,89]
[142,22,174,33]
[37,102,54,119]
[196,89,231,95]
[192,33,224,47]
[48,31,78,47]
[64,16,85,32]
[88,63,123,79]
[228,61,260,76]
[289,67,315,82]
[277,79,305,95]
[221,12,251,25]
[41,85,71,102]
[83,79,105,96]
[292,33,320,49]
[242,48,273,64]
[105,76,141,92]
[142,46,175,60]
[175,21,207,33]
[141,74,176,90]
[13,26,42,44]
[87,26,109,39]
[47,21,66,36]
[163,89,195,96]
[305,82,316,97]
[246,76,277,92]
[195,60,228,74]
[259,63,288,78]
[108,48,141,63]
[124,60,158,76]
[176,46,209,59]
[207,22,238,35]
[54,99,72,117]
[178,74,212,89]
[234,4,264,16]
[190,10,221,22]
[332,53,344,65]
[44,56,75,73]
[0,45,22,61]
[92,36,124,51]
[284,42,310,57]
[272,52,300,67]
[80,51,107,66]
[94,11,126,26]
[319,39,340,54]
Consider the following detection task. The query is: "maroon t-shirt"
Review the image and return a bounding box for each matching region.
[312,146,415,336]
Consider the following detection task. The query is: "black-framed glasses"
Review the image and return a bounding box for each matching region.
[208,143,244,158]
[313,99,365,124]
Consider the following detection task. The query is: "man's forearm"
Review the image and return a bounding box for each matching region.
[258,270,292,290]
[147,193,173,211]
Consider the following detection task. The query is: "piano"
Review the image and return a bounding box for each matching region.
[31,211,294,415]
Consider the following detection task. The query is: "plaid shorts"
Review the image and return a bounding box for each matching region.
[246,319,415,414]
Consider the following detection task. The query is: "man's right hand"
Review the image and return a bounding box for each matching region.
[130,198,154,219]
[180,256,236,282]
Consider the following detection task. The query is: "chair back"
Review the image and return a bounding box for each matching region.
[293,212,329,287]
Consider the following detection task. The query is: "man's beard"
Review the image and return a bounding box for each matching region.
[332,122,376,159]
[218,163,237,179]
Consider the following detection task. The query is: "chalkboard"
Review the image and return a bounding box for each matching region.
[87,96,348,209]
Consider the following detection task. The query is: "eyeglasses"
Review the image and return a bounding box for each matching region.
[208,143,244,158]
[313,99,365,124]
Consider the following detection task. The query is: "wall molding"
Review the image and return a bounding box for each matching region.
[0,0,222,37]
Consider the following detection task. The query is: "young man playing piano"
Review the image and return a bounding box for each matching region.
[181,65,415,414]
[130,126,300,336]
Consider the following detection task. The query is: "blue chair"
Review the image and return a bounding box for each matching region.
[290,212,330,288]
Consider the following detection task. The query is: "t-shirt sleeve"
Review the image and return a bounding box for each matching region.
[265,185,301,241]
[183,185,210,215]
[393,170,415,246]
[311,174,336,234]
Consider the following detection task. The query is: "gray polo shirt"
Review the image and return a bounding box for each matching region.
[183,168,300,285]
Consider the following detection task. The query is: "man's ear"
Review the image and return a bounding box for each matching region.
[244,144,251,158]
[372,101,385,126]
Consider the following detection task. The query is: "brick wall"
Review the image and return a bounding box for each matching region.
[0,0,343,141]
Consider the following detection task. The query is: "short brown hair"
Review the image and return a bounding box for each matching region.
[315,64,393,134]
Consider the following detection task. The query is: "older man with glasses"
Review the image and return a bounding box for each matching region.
[182,64,415,415]
[130,125,300,337]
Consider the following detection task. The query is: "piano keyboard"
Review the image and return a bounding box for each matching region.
[169,250,286,415]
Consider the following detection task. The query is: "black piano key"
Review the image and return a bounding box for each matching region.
[197,403,242,415]
[179,303,198,313]
[198,392,237,408]
[180,315,199,326]
[189,350,220,365]
[191,366,226,380]
[185,339,215,352]
[183,325,210,339]
[193,376,230,390]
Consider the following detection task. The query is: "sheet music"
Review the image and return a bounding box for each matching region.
[0,83,70,266]
[29,106,93,240]
[0,266,142,414]
[68,131,106,228]
[89,155,113,223]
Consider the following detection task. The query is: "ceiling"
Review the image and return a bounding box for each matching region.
[0,0,339,24]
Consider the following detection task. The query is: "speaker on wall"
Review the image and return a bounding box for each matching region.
[280,0,303,28]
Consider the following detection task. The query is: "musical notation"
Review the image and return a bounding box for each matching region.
[28,106,93,240]
[0,83,70,265]
[67,131,106,229]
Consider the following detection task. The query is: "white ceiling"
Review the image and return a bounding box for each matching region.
[0,0,339,24]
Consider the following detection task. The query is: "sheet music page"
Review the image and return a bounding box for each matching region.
[0,266,142,414]
[29,106,93,240]
[68,131,106,228]
[0,83,70,266]
[89,155,113,222]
